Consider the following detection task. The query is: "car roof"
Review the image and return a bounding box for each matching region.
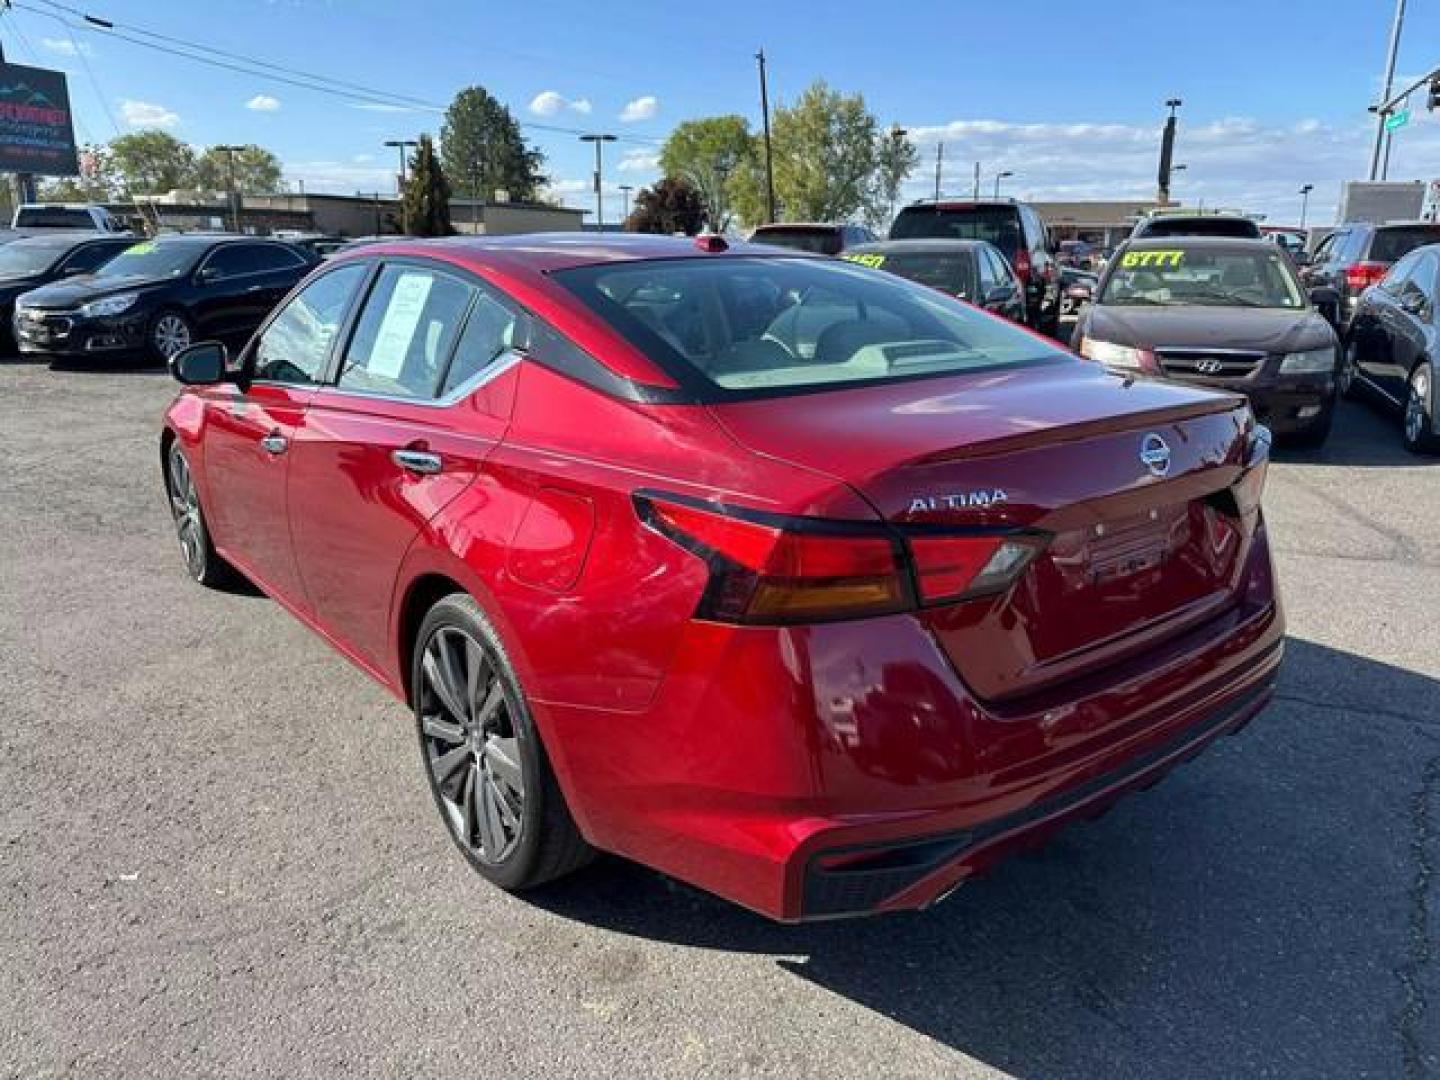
[1123,236,1277,252]
[9,231,126,249]
[844,239,987,255]
[751,222,844,232]
[900,199,1018,210]
[332,233,819,275]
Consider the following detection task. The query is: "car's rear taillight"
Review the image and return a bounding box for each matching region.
[1344,261,1389,290]
[1013,246,1032,286]
[636,493,1047,624]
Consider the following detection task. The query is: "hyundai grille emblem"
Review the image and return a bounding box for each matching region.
[1195,357,1224,375]
[1140,433,1171,477]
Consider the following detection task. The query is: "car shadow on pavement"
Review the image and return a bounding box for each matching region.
[1274,399,1438,468]
[530,637,1439,1078]
[47,355,167,375]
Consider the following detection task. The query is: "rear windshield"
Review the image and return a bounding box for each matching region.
[889,206,1022,258]
[14,208,95,228]
[552,255,1061,399]
[1139,217,1260,239]
[1099,247,1305,309]
[1371,226,1440,263]
[843,250,977,299]
[750,228,841,255]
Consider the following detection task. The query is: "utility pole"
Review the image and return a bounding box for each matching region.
[1368,0,1407,181]
[619,184,634,223]
[972,161,980,200]
[384,139,417,233]
[469,158,482,234]
[214,145,245,233]
[1299,183,1314,229]
[933,142,943,201]
[579,133,616,230]
[755,48,776,223]
[1157,98,1182,205]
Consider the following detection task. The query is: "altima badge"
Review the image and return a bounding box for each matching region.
[1140,433,1171,477]
[908,489,1008,513]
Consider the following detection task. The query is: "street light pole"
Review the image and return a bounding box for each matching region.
[1368,0,1407,181]
[619,184,633,223]
[383,139,418,234]
[579,134,616,230]
[1299,183,1314,229]
[1157,98,1182,205]
[993,170,1013,199]
[214,145,245,233]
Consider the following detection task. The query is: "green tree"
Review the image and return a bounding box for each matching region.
[869,123,918,230]
[440,86,546,204]
[624,176,706,235]
[402,134,453,236]
[195,144,283,195]
[659,115,754,231]
[770,81,878,221]
[108,130,198,194]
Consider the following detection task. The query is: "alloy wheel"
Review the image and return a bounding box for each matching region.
[154,314,191,359]
[418,626,525,864]
[1406,366,1430,445]
[1339,341,1358,396]
[166,445,206,579]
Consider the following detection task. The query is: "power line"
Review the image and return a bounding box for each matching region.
[16,0,662,147]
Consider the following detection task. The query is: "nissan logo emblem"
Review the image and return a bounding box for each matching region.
[1140,433,1171,477]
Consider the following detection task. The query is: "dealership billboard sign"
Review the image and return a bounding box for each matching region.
[0,62,79,176]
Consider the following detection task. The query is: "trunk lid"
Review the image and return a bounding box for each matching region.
[710,361,1262,701]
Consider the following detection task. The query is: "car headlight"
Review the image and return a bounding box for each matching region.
[1278,346,1336,374]
[1079,337,1150,371]
[77,292,139,318]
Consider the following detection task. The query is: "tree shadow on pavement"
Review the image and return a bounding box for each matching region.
[531,637,1439,1078]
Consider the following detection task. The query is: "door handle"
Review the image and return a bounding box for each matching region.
[391,449,442,475]
[260,432,288,455]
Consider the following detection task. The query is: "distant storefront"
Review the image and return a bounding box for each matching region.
[1032,200,1166,249]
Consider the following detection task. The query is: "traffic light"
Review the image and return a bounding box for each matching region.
[1429,76,1440,112]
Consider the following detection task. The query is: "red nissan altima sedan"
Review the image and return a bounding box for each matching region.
[160,234,1282,921]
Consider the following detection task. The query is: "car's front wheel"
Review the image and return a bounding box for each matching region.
[165,440,239,588]
[1403,360,1440,454]
[149,309,194,363]
[413,593,593,891]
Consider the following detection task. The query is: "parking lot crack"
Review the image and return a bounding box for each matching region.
[1396,753,1439,1080]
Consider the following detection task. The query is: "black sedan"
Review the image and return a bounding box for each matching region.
[842,239,1026,323]
[1072,237,1339,445]
[1344,242,1440,453]
[13,235,315,362]
[0,233,134,351]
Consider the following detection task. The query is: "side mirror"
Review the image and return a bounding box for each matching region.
[984,283,1019,306]
[1308,286,1341,326]
[1401,289,1428,316]
[196,264,220,284]
[171,341,229,385]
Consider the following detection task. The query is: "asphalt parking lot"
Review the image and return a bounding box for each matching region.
[1,356,1437,1079]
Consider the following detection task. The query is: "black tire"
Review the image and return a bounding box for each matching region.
[148,307,194,364]
[164,440,240,589]
[1339,337,1363,400]
[412,593,593,891]
[1402,360,1440,455]
[1283,406,1334,449]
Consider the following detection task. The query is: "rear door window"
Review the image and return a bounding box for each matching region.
[890,206,1023,260]
[441,288,524,395]
[250,244,308,273]
[1370,227,1440,263]
[202,246,258,281]
[338,264,475,399]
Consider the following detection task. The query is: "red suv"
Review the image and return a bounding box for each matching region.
[161,235,1282,921]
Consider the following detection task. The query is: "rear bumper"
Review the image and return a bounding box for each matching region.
[536,522,1284,922]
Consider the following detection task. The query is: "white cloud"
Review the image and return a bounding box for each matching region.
[246,94,281,113]
[529,91,592,118]
[283,160,397,196]
[120,100,180,129]
[352,153,374,163]
[41,37,91,57]
[618,149,660,173]
[619,95,659,123]
[897,112,1440,227]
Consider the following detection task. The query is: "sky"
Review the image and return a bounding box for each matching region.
[4,0,1440,227]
